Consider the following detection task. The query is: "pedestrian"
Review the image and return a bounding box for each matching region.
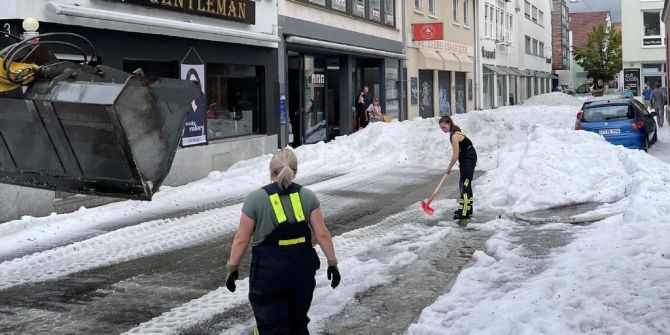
[356,85,373,129]
[623,85,634,98]
[651,82,666,127]
[591,79,604,97]
[439,116,477,220]
[225,149,341,334]
[643,82,653,109]
[366,98,383,123]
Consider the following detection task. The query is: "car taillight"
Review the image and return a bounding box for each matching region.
[576,111,583,120]
[631,121,644,130]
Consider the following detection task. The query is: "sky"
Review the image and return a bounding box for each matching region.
[566,0,622,22]
[2,92,670,334]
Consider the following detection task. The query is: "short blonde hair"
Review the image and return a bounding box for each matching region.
[269,149,298,189]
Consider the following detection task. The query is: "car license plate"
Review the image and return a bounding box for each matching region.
[599,128,621,135]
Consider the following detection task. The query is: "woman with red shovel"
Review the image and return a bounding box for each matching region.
[422,116,478,219]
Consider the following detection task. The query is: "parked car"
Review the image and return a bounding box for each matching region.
[575,96,658,151]
[575,83,591,94]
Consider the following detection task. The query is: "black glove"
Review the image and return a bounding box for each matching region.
[327,265,341,289]
[225,262,238,293]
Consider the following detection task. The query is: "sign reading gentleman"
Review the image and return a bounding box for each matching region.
[108,0,256,24]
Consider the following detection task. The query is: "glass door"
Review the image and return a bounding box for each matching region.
[303,56,327,144]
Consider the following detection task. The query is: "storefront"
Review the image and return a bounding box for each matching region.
[0,0,281,218]
[279,3,405,147]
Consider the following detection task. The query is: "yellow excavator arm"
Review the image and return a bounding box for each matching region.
[0,57,37,92]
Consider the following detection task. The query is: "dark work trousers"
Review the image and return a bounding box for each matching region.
[249,243,320,335]
[457,147,477,217]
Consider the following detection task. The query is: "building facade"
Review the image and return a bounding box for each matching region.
[551,0,570,87]
[477,0,554,110]
[278,0,405,147]
[406,0,476,118]
[0,0,280,220]
[569,11,611,90]
[623,0,666,95]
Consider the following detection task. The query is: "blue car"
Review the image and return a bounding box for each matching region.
[575,96,658,151]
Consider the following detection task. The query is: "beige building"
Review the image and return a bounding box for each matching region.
[406,0,476,118]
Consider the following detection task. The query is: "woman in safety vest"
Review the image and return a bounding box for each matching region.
[225,148,340,334]
[439,115,478,220]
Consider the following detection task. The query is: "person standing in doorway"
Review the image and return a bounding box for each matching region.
[643,82,653,109]
[225,149,340,334]
[651,82,666,127]
[356,85,373,129]
[591,79,604,97]
[439,116,477,220]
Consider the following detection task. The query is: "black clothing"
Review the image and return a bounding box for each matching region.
[450,132,477,219]
[249,183,320,335]
[356,92,373,129]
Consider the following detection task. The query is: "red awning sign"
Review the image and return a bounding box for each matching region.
[412,23,443,41]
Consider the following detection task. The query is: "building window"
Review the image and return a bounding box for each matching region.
[643,11,663,46]
[484,4,490,36]
[370,0,381,21]
[463,0,469,25]
[524,1,530,19]
[308,0,326,5]
[532,39,538,55]
[539,42,544,57]
[414,0,421,10]
[332,0,346,11]
[538,10,544,25]
[384,0,395,25]
[206,64,261,140]
[428,0,435,14]
[453,0,459,22]
[531,6,538,22]
[507,13,513,44]
[489,5,495,38]
[525,36,531,54]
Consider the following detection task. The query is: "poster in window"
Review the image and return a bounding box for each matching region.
[418,70,434,118]
[354,0,365,17]
[624,68,640,97]
[309,0,326,6]
[332,0,346,11]
[384,0,395,24]
[438,71,451,116]
[455,72,466,114]
[370,0,381,21]
[410,77,418,105]
[180,49,207,147]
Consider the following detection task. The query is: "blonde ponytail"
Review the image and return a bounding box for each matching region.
[269,149,298,189]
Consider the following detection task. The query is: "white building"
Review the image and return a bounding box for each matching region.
[477,0,554,109]
[622,0,666,92]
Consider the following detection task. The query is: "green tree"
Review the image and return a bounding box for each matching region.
[572,24,622,83]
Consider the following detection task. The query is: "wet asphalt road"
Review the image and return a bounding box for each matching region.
[0,168,595,335]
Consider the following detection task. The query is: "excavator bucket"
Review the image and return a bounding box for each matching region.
[0,63,200,200]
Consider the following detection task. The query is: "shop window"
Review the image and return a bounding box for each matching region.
[370,0,381,21]
[331,0,346,11]
[385,59,400,119]
[643,11,663,46]
[353,0,366,17]
[206,64,260,140]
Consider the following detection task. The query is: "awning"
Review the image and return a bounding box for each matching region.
[549,73,559,79]
[506,67,526,76]
[454,54,474,71]
[437,51,460,70]
[483,64,503,75]
[498,66,519,76]
[418,48,444,70]
[285,36,406,59]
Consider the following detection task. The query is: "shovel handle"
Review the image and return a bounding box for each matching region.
[426,172,449,203]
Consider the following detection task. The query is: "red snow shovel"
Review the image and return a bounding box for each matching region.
[421,172,449,215]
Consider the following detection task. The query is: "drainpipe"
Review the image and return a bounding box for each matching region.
[473,0,481,110]
[401,0,408,121]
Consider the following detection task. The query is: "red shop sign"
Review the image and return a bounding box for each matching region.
[412,23,443,41]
